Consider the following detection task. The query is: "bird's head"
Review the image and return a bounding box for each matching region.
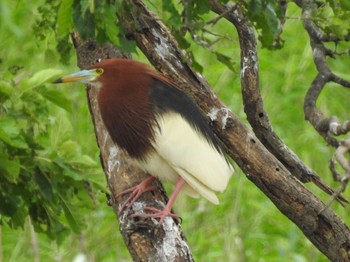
[53,58,154,90]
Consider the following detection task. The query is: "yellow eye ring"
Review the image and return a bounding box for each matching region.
[95,68,104,75]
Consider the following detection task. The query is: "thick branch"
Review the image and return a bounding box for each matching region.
[118,1,350,260]
[71,34,194,262]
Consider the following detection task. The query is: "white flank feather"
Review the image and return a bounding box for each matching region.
[137,113,233,204]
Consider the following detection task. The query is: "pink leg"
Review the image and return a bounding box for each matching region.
[117,176,157,214]
[131,177,185,224]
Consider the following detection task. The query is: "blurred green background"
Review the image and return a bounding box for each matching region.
[1,1,349,261]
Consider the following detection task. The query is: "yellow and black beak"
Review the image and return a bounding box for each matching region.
[53,69,99,84]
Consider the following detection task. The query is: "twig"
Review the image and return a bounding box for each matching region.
[325,136,350,209]
[300,0,350,146]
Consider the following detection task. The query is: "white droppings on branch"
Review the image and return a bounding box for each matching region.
[208,107,220,121]
[151,28,183,71]
[119,201,146,227]
[330,121,340,135]
[132,201,146,213]
[220,108,230,129]
[233,8,241,22]
[107,145,120,174]
[207,107,231,130]
[241,50,258,79]
[155,218,190,262]
[241,56,249,78]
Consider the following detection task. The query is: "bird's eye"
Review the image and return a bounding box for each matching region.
[95,68,104,75]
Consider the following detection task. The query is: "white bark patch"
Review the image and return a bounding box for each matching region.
[155,218,190,262]
[329,121,340,135]
[102,130,109,148]
[132,201,145,213]
[241,50,258,79]
[241,56,249,78]
[207,107,231,130]
[107,145,120,175]
[150,29,183,71]
[220,108,231,130]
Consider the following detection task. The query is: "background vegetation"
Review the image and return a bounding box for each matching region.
[1,0,349,261]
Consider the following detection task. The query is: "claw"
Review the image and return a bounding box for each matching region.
[130,206,180,224]
[117,176,157,214]
[130,177,185,224]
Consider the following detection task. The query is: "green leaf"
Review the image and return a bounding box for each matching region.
[73,1,96,40]
[163,1,182,28]
[118,33,137,53]
[37,88,73,112]
[59,140,80,160]
[45,49,58,65]
[0,126,15,145]
[194,0,210,15]
[173,31,191,49]
[0,80,12,98]
[60,195,83,234]
[247,0,282,48]
[215,52,235,72]
[104,7,120,46]
[57,0,74,39]
[28,69,64,89]
[69,155,98,169]
[340,0,350,10]
[34,170,54,203]
[0,194,19,217]
[0,155,21,183]
[190,55,204,73]
[0,120,28,149]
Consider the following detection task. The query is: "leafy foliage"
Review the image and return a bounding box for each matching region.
[0,66,103,241]
[33,0,127,63]
[314,0,350,40]
[243,0,285,49]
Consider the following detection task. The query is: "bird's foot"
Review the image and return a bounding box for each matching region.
[130,206,180,224]
[117,176,157,215]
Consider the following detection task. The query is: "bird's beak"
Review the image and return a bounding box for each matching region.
[53,69,98,84]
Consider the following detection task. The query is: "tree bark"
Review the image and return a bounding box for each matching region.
[117,1,350,261]
[70,34,194,262]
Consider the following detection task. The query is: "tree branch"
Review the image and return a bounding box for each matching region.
[70,33,194,262]
[208,0,347,204]
[118,0,350,260]
[298,0,350,146]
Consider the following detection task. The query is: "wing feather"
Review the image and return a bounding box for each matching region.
[152,113,232,203]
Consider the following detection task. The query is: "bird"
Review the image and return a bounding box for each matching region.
[54,58,233,223]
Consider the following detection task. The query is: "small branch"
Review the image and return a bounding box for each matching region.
[334,137,350,176]
[326,137,350,208]
[304,72,340,146]
[331,73,350,89]
[328,117,350,136]
[300,0,350,147]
